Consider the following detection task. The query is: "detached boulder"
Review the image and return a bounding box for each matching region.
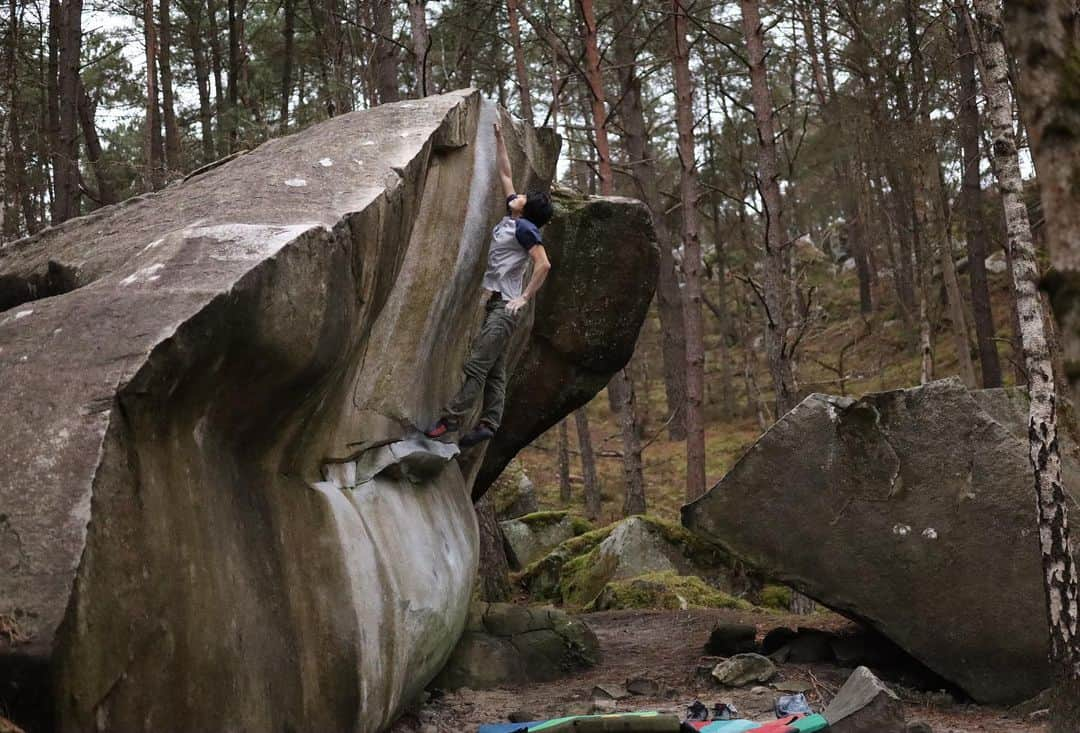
[824,666,906,733]
[705,624,758,656]
[682,378,1080,703]
[711,654,777,687]
[434,603,600,690]
[501,511,592,570]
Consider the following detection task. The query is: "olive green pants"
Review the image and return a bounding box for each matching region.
[444,294,517,430]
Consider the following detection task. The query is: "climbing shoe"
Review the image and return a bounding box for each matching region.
[423,417,456,439]
[459,423,495,448]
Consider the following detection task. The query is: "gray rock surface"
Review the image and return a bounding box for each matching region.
[434,603,600,690]
[705,623,758,656]
[683,378,1080,704]
[824,666,906,733]
[711,653,777,686]
[490,460,539,519]
[501,512,588,569]
[0,91,656,732]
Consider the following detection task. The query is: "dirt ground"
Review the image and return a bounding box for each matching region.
[391,608,1048,733]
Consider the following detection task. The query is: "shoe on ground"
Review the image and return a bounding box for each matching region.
[423,418,456,439]
[459,423,495,448]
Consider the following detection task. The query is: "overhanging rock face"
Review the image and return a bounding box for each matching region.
[682,378,1080,704]
[0,90,656,732]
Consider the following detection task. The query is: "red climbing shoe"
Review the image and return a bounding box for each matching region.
[423,418,455,439]
[459,423,495,448]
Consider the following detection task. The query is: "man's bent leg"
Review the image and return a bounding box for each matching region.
[444,299,516,426]
[478,344,509,431]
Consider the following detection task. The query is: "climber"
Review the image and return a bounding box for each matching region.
[424,121,554,448]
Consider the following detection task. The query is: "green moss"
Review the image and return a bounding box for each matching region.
[634,515,734,568]
[758,584,793,611]
[587,572,755,612]
[515,510,592,536]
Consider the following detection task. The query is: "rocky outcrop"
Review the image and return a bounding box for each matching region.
[682,378,1080,704]
[0,91,656,732]
[433,603,600,690]
[824,667,906,733]
[516,515,755,610]
[501,511,592,569]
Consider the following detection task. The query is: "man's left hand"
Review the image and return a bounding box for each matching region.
[506,296,528,315]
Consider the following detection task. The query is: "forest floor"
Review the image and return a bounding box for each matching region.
[391,608,1046,733]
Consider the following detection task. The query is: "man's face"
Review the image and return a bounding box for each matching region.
[509,194,527,215]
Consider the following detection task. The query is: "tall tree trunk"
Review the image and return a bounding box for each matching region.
[672,0,706,502]
[611,1,687,440]
[474,495,510,602]
[1003,0,1080,400]
[956,3,1003,388]
[610,370,646,517]
[206,0,225,156]
[739,0,797,416]
[3,0,21,238]
[371,0,398,105]
[47,0,60,222]
[182,0,215,162]
[144,0,164,188]
[506,0,533,125]
[54,0,82,221]
[557,419,571,506]
[975,4,1080,729]
[574,407,601,521]
[226,0,242,148]
[76,76,116,206]
[279,0,295,133]
[407,0,429,97]
[578,0,613,192]
[159,0,181,171]
[578,0,644,500]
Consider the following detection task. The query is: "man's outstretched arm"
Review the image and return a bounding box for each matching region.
[494,122,516,198]
[507,245,551,314]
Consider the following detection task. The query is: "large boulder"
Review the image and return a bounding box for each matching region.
[433,602,600,690]
[682,378,1080,704]
[0,91,656,732]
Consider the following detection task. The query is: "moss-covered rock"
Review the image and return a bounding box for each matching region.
[588,572,755,612]
[433,602,600,690]
[758,584,793,611]
[515,515,757,610]
[500,511,593,570]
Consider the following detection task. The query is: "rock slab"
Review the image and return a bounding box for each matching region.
[824,666,906,733]
[683,378,1080,703]
[711,654,777,687]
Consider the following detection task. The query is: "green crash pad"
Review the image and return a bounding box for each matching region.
[528,712,684,732]
[788,714,828,732]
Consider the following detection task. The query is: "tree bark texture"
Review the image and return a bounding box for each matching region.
[407,0,429,96]
[956,2,1003,388]
[574,407,601,521]
[47,0,60,222]
[181,0,215,162]
[371,0,399,105]
[609,370,646,517]
[976,4,1080,728]
[279,0,295,132]
[159,0,181,171]
[739,0,797,416]
[612,1,688,440]
[578,0,613,193]
[557,419,571,506]
[506,0,533,125]
[3,0,21,238]
[54,0,82,221]
[205,0,225,156]
[672,0,706,502]
[1003,0,1080,398]
[475,494,511,602]
[76,76,116,206]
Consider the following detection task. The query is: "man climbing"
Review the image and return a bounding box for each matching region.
[425,121,554,447]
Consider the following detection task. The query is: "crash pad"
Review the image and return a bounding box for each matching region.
[478,711,683,733]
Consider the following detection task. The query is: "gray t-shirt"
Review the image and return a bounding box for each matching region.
[482,204,542,300]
